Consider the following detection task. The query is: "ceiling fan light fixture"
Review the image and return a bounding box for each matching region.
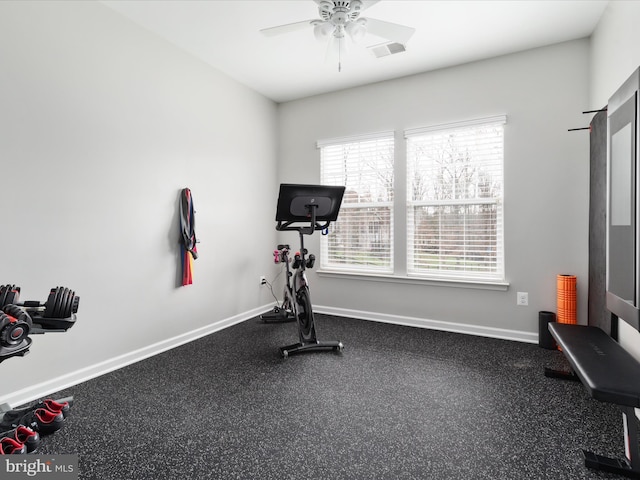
[313,21,335,41]
[345,18,367,43]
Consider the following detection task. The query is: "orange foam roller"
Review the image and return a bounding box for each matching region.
[556,274,577,324]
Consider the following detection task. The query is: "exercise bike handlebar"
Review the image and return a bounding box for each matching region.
[275,204,331,235]
[276,220,330,233]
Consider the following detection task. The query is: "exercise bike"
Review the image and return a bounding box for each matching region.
[269,183,346,358]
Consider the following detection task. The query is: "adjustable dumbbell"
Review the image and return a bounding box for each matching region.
[42,286,80,319]
[0,285,80,319]
[0,304,32,348]
[0,285,20,309]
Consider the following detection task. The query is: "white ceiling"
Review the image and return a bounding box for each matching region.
[101,0,609,103]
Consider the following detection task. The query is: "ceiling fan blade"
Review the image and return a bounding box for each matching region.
[260,20,316,37]
[364,17,415,44]
[360,0,381,11]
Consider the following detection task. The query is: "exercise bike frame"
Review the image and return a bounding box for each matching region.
[276,204,343,358]
[261,244,297,324]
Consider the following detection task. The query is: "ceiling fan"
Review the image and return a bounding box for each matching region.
[260,0,416,71]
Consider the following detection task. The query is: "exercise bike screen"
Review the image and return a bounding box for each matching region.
[275,184,345,222]
[290,196,332,217]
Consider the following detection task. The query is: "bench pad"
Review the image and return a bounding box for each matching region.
[548,323,640,407]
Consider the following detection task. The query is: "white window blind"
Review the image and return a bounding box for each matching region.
[319,132,394,273]
[405,116,505,281]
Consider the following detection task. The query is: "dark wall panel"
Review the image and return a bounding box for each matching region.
[588,109,608,332]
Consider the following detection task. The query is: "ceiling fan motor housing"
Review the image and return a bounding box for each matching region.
[318,1,364,23]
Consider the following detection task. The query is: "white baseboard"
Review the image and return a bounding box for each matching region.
[0,304,272,409]
[314,305,539,344]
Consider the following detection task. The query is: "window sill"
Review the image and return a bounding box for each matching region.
[316,270,510,291]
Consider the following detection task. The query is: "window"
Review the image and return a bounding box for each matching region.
[319,132,394,273]
[405,116,506,281]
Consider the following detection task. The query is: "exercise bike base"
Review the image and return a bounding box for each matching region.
[280,340,344,358]
[261,307,295,323]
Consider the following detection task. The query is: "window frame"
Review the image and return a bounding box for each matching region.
[317,116,508,290]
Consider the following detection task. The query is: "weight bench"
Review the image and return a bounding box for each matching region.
[545,322,640,478]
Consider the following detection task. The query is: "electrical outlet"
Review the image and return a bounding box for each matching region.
[516,291,528,306]
[260,275,266,286]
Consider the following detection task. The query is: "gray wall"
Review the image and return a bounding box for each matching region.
[590,0,640,360]
[0,1,278,404]
[278,40,590,340]
[590,1,640,110]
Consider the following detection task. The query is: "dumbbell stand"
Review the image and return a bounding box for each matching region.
[0,338,31,364]
[30,313,77,332]
[0,315,76,366]
[31,326,69,334]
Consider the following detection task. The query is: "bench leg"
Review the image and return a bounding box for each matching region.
[583,406,640,478]
[543,367,580,381]
[583,451,640,478]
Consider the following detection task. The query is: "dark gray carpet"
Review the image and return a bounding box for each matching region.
[25,314,627,479]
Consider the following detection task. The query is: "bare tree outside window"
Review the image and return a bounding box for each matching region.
[321,135,394,272]
[407,120,505,280]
